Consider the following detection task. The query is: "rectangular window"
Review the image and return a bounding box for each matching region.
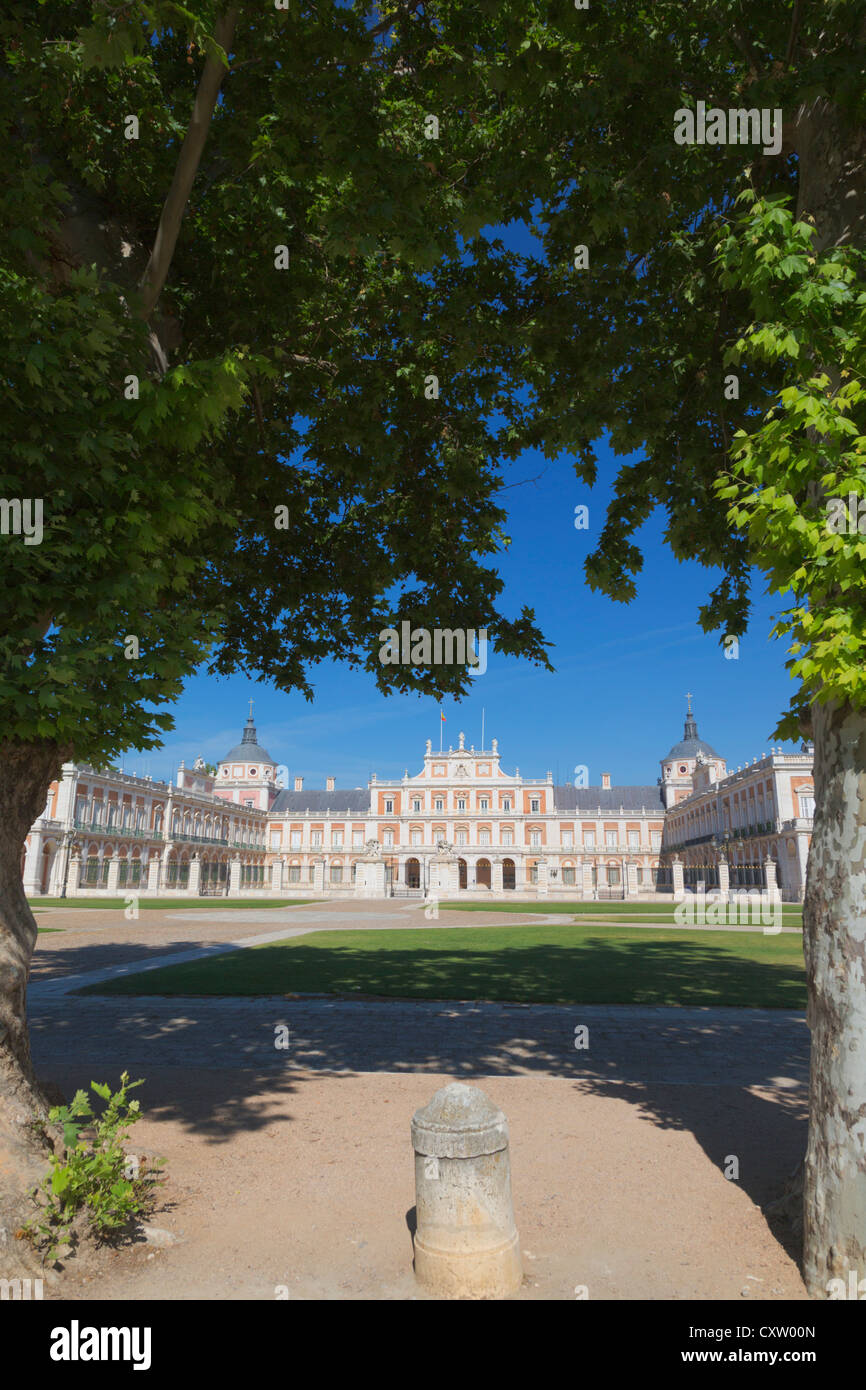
[628,831,639,848]
[457,798,466,811]
[435,799,444,812]
[502,830,513,847]
[270,832,281,850]
[411,830,422,846]
[605,831,616,847]
[562,867,575,886]
[503,799,511,812]
[530,798,540,812]
[479,799,488,811]
[330,865,342,883]
[530,831,541,848]
[584,832,596,848]
[413,800,422,813]
[383,830,394,847]
[456,830,467,847]
[311,831,322,847]
[608,866,621,886]
[288,865,300,883]
[562,831,574,848]
[651,831,661,848]
[290,832,301,849]
[385,799,393,813]
[529,865,538,884]
[352,830,363,847]
[332,831,343,847]
[479,830,490,846]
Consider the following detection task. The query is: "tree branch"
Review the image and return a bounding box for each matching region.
[785,0,803,67]
[139,9,238,321]
[729,27,760,80]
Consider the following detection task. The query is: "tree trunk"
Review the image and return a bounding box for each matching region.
[0,741,67,1275]
[802,701,866,1295]
[793,91,866,1296]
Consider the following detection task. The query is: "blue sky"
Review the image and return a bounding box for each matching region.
[127,437,800,791]
[121,210,800,790]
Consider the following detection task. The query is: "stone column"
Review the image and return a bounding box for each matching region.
[582,860,594,899]
[188,853,201,896]
[491,857,503,894]
[411,1083,522,1299]
[46,847,63,897]
[671,856,684,898]
[22,831,44,896]
[229,856,241,895]
[764,855,778,897]
[428,851,458,899]
[535,858,549,898]
[106,854,120,894]
[312,857,325,894]
[353,860,367,897]
[717,857,730,900]
[147,854,160,893]
[368,858,387,898]
[795,834,809,903]
[67,851,82,895]
[626,861,638,898]
[271,858,284,894]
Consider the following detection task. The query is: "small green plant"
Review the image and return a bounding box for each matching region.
[25,1071,164,1259]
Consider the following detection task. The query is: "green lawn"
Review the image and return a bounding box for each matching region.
[81,922,807,1009]
[28,897,314,911]
[442,900,804,927]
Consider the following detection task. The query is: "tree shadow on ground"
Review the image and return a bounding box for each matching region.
[570,1077,808,1264]
[75,932,807,1010]
[30,937,253,984]
[29,934,809,1270]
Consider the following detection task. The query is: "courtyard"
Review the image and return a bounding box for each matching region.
[28,898,809,1300]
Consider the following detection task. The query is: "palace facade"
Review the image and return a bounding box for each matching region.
[23,703,815,902]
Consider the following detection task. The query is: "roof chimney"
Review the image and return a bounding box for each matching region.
[601,772,611,789]
[294,775,303,791]
[326,776,335,792]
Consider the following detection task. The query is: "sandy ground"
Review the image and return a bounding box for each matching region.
[26,902,809,1301]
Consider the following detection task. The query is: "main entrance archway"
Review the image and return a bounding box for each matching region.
[405,857,421,889]
[503,857,516,890]
[458,858,467,890]
[476,858,491,889]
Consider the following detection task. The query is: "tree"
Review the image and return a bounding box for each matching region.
[3,0,864,1297]
[495,0,865,1296]
[0,0,553,1269]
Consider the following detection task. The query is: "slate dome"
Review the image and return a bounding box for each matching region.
[220,714,275,765]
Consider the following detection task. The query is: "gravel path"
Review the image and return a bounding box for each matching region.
[27,902,810,1301]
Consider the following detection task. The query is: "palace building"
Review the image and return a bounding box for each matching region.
[23,701,814,903]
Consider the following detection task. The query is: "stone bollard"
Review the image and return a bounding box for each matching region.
[411,1082,522,1298]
